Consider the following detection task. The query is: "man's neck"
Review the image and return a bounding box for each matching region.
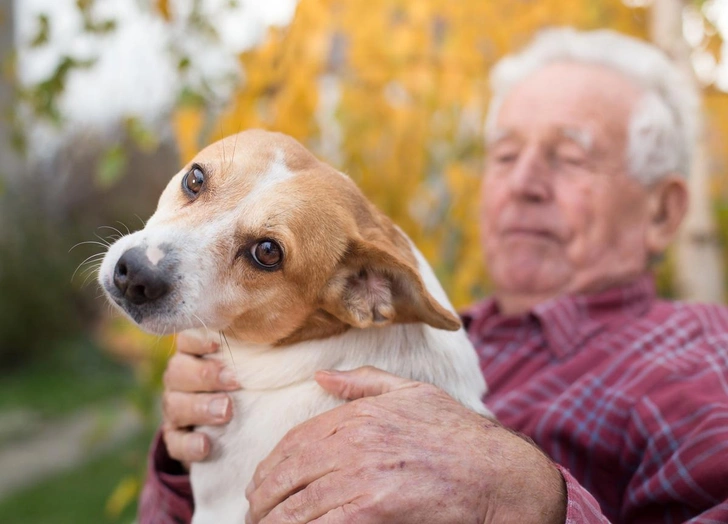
[493,272,651,316]
[494,291,559,316]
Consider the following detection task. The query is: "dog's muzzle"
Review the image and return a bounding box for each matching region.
[113,246,171,305]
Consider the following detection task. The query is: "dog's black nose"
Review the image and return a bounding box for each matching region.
[113,247,171,305]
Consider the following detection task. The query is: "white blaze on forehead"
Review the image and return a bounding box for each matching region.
[146,245,166,266]
[260,148,296,189]
[238,149,298,213]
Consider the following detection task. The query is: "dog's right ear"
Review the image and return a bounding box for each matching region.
[319,235,461,332]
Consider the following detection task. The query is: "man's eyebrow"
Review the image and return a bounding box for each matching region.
[559,127,594,151]
[485,128,515,145]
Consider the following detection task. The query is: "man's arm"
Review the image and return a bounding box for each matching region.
[138,432,194,524]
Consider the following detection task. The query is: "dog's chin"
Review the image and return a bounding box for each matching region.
[103,290,193,336]
[119,306,194,336]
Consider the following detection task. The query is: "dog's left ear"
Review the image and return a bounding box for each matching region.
[320,234,461,331]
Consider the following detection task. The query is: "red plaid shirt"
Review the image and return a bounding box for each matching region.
[139,274,728,523]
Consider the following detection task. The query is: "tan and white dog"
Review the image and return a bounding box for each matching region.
[98,130,491,524]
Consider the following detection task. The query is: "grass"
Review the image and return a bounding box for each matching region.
[0,338,135,418]
[0,338,164,523]
[0,431,154,524]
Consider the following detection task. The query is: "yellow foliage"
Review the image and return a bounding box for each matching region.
[105,475,139,518]
[155,0,171,21]
[172,0,728,305]
[173,107,206,164]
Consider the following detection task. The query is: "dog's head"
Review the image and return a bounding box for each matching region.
[98,130,460,344]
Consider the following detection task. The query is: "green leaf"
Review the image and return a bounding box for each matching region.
[96,145,127,189]
[124,118,159,153]
[30,14,50,48]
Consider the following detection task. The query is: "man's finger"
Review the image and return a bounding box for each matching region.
[308,504,376,524]
[163,353,240,392]
[163,427,210,463]
[254,471,353,524]
[314,366,419,400]
[248,406,356,501]
[176,334,219,356]
[247,439,338,522]
[163,391,233,428]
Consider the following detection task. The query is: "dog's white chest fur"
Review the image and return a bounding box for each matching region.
[189,321,490,524]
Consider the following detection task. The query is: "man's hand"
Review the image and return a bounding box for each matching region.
[161,335,241,465]
[246,367,566,524]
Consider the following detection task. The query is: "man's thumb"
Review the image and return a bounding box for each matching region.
[315,366,418,400]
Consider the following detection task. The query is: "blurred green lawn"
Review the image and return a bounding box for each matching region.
[0,338,153,523]
[0,431,152,524]
[0,339,135,417]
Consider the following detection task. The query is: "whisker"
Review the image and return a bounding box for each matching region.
[105,302,117,317]
[229,118,242,172]
[220,330,236,371]
[71,253,106,282]
[117,221,132,236]
[134,214,147,228]
[69,240,110,252]
[81,264,102,288]
[79,262,102,281]
[220,119,227,168]
[191,313,211,341]
[226,325,242,341]
[93,233,112,247]
[169,329,177,357]
[98,225,125,238]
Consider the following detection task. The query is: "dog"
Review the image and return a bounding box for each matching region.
[98,129,491,523]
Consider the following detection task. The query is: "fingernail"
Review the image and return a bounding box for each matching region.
[187,434,206,458]
[208,397,230,419]
[245,511,253,524]
[219,369,239,388]
[317,369,340,377]
[245,480,255,498]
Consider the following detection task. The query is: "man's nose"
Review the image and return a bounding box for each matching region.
[508,148,552,202]
[113,246,171,305]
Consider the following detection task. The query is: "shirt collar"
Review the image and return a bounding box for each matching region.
[462,274,656,358]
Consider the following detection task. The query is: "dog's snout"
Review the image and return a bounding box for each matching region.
[113,247,171,305]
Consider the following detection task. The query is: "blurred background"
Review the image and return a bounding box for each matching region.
[1,0,728,522]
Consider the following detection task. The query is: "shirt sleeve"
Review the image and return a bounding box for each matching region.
[555,465,612,523]
[138,431,194,524]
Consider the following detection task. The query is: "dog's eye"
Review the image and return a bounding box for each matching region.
[251,240,283,269]
[182,165,205,196]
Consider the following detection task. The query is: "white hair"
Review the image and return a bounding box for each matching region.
[485,28,699,185]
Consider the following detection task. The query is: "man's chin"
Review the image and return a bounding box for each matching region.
[490,262,572,304]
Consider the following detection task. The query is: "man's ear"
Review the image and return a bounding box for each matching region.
[645,175,689,256]
[319,236,461,332]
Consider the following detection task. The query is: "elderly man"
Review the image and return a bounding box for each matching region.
[140,28,728,523]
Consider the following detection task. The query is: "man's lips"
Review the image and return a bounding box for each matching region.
[500,227,563,243]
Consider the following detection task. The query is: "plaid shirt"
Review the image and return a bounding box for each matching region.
[139,274,728,523]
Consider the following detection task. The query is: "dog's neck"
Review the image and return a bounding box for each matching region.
[189,320,450,392]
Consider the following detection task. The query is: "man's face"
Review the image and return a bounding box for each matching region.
[481,62,656,306]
